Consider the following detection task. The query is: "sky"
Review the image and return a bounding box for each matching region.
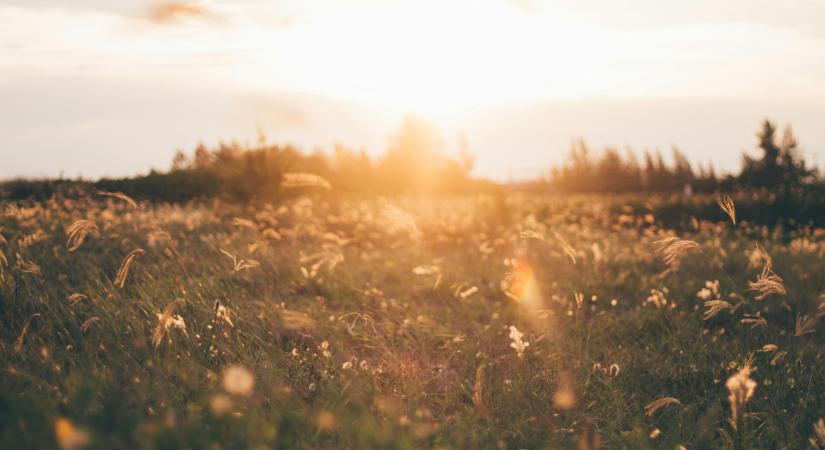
[1,0,824,181]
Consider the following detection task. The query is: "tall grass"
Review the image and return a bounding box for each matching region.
[1,192,825,448]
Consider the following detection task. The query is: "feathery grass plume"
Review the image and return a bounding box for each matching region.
[214,299,234,327]
[747,249,785,300]
[97,190,138,209]
[207,299,233,358]
[508,325,529,358]
[54,417,90,450]
[654,237,702,266]
[747,243,771,269]
[114,248,144,288]
[741,314,767,328]
[553,231,577,264]
[795,314,817,337]
[472,364,486,413]
[18,230,48,251]
[66,219,98,252]
[644,397,682,416]
[716,193,736,225]
[458,286,478,299]
[703,299,732,320]
[380,204,421,240]
[80,317,100,333]
[219,249,260,273]
[15,313,41,352]
[281,172,332,189]
[68,293,88,305]
[758,344,778,353]
[152,298,186,348]
[770,350,788,367]
[726,359,757,431]
[18,256,42,277]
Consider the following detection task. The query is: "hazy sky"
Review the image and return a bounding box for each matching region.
[1,0,824,181]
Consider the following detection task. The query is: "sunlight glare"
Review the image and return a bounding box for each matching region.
[231,0,608,116]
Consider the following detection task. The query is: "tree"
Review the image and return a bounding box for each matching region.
[739,119,814,189]
[171,150,188,171]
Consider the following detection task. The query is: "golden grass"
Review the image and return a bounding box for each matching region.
[113,248,144,288]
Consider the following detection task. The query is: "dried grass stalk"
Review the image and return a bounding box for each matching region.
[68,293,88,305]
[114,249,144,288]
[80,317,100,333]
[795,314,817,337]
[716,194,736,225]
[747,249,785,300]
[554,232,577,265]
[97,190,138,209]
[726,360,756,431]
[472,364,486,413]
[654,237,702,266]
[153,298,185,348]
[15,313,41,352]
[66,219,98,252]
[644,397,682,416]
[703,300,732,320]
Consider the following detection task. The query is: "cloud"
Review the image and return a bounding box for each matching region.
[0,0,147,16]
[147,2,215,23]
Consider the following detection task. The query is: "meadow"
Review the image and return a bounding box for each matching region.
[2,188,825,449]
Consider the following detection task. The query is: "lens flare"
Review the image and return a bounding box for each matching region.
[503,259,543,314]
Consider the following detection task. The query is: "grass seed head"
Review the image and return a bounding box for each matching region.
[66,219,98,252]
[726,360,757,430]
[644,397,682,416]
[114,249,144,288]
[716,194,736,225]
[97,190,138,209]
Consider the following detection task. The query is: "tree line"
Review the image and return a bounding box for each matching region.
[549,119,818,193]
[0,117,819,203]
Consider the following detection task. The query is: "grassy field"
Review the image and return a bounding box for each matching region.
[2,191,825,449]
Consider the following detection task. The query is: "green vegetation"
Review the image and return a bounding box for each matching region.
[2,117,825,448]
[2,191,825,449]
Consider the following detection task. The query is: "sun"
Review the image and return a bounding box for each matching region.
[230,0,606,117]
